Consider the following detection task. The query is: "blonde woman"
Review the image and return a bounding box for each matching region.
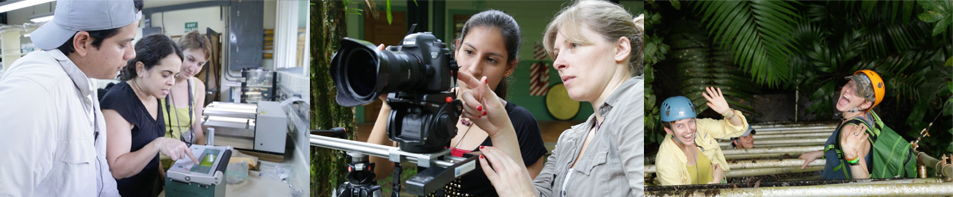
[460,1,645,196]
[161,30,212,146]
[158,30,213,175]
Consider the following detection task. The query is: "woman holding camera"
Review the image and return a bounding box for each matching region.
[463,1,645,196]
[365,10,548,197]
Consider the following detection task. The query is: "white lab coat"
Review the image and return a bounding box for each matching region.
[0,50,120,197]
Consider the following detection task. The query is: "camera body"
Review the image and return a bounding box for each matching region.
[331,32,460,153]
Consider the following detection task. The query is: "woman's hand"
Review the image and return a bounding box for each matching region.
[799,150,825,169]
[710,164,724,184]
[702,86,732,116]
[456,71,512,138]
[841,124,869,160]
[154,138,199,164]
[479,146,538,197]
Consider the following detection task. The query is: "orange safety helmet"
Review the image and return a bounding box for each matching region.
[854,69,886,108]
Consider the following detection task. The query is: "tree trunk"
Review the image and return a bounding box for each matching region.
[312,1,355,197]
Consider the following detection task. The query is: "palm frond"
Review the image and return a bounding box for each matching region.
[693,0,802,87]
[669,19,761,117]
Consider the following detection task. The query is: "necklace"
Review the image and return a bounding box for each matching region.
[452,118,474,149]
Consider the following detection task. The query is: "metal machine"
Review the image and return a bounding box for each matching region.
[165,145,233,197]
[240,68,276,103]
[202,101,288,154]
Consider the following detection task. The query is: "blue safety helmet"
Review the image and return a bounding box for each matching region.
[660,96,696,122]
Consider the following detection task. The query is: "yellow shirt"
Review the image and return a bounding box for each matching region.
[159,77,199,142]
[656,110,749,185]
[159,77,200,162]
[686,149,713,184]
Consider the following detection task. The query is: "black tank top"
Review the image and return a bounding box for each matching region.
[101,81,165,197]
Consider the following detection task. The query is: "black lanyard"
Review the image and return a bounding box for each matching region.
[164,79,193,146]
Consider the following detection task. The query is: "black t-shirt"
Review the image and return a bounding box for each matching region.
[426,101,547,197]
[101,81,165,197]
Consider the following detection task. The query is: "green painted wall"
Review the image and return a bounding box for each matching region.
[348,1,644,123]
[507,61,594,121]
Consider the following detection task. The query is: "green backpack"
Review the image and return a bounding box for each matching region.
[829,112,917,178]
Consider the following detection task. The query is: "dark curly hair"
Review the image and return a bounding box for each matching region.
[119,34,184,81]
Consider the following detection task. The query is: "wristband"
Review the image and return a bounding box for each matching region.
[846,155,861,165]
[723,109,735,119]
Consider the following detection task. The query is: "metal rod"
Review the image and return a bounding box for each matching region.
[718,138,827,147]
[718,136,828,143]
[646,182,953,196]
[724,153,805,160]
[310,134,457,168]
[918,151,953,179]
[646,159,824,174]
[721,142,827,150]
[726,166,824,178]
[726,159,824,169]
[748,132,833,139]
[647,178,944,190]
[752,125,837,131]
[755,129,835,135]
[722,146,824,155]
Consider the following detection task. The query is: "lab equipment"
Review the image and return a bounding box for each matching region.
[165,145,234,197]
[202,101,288,154]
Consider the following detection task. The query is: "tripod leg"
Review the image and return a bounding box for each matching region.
[393,162,401,197]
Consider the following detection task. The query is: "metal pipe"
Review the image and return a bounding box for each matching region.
[748,132,833,139]
[718,137,828,144]
[647,178,944,190]
[724,153,805,160]
[726,159,824,169]
[310,134,457,168]
[753,125,837,131]
[721,142,826,150]
[751,122,837,131]
[722,146,824,155]
[645,159,824,174]
[755,129,835,135]
[718,138,827,147]
[918,151,953,179]
[726,166,824,178]
[646,182,953,196]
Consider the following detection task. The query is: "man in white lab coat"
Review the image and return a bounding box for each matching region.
[0,0,143,196]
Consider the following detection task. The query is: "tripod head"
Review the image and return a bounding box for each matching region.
[335,152,383,197]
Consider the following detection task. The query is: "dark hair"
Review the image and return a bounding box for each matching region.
[119,34,184,81]
[455,10,521,100]
[57,0,144,55]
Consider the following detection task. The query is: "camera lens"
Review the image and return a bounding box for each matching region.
[344,48,378,99]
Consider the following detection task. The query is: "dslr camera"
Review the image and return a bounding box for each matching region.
[331,32,461,154]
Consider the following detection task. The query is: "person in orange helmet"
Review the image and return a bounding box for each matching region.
[799,69,886,179]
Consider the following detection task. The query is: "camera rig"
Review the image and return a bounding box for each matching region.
[311,129,480,196]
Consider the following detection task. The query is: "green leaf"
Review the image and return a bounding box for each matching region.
[386,0,392,24]
[948,81,952,94]
[671,0,681,10]
[947,56,953,67]
[917,0,942,14]
[932,17,952,36]
[918,10,945,23]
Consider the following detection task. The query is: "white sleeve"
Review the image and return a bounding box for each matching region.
[0,77,57,197]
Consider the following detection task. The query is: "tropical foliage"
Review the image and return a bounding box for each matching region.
[645,0,952,156]
[312,1,356,196]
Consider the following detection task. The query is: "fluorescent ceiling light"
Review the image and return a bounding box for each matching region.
[30,15,53,23]
[23,33,29,37]
[0,0,56,14]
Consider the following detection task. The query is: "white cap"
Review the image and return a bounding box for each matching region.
[31,0,141,50]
